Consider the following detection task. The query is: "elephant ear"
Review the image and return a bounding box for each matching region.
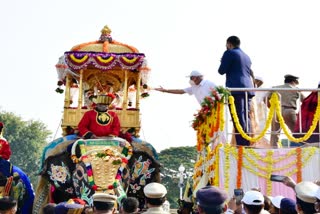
[41,151,76,202]
[126,150,161,210]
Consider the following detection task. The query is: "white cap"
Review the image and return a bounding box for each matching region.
[186,70,203,77]
[241,190,264,205]
[143,182,167,198]
[295,181,318,203]
[255,76,264,82]
[271,195,285,208]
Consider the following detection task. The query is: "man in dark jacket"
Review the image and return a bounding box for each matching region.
[218,36,255,146]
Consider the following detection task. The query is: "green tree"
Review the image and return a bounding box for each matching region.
[0,111,51,186]
[158,146,197,209]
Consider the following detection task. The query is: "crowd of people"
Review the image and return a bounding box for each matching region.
[19,177,318,214]
[29,182,167,214]
[192,176,320,214]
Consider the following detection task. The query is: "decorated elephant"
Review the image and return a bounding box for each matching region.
[32,136,161,214]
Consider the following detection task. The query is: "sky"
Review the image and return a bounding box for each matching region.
[1,0,320,152]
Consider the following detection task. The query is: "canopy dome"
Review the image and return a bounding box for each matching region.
[70,25,139,53]
[62,25,147,73]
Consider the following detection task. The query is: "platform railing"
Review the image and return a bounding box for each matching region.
[225,87,320,147]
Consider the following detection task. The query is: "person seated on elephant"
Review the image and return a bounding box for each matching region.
[78,94,121,139]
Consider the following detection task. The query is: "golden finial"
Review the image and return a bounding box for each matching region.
[101,25,112,35]
[99,25,112,42]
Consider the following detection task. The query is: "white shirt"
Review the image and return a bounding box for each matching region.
[183,79,217,104]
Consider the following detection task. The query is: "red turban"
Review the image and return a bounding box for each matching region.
[0,138,11,160]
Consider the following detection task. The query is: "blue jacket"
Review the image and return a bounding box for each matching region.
[218,47,254,96]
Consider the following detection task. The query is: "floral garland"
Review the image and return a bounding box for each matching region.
[236,146,243,188]
[193,156,204,190]
[219,102,225,130]
[246,147,297,164]
[229,92,320,143]
[193,86,230,130]
[208,103,219,138]
[296,147,302,182]
[213,144,221,186]
[195,87,229,151]
[285,147,316,177]
[205,146,215,185]
[228,93,276,144]
[274,93,320,142]
[243,150,297,173]
[229,146,316,194]
[266,150,274,195]
[223,144,231,192]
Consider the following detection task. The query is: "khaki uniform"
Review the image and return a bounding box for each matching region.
[269,83,305,146]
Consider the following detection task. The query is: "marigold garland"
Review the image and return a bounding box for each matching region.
[296,147,302,182]
[195,144,317,197]
[207,154,215,184]
[274,93,320,142]
[193,87,320,195]
[194,87,230,150]
[214,145,220,186]
[236,146,243,188]
[243,150,297,173]
[219,102,225,131]
[266,150,274,195]
[285,147,316,177]
[228,146,316,194]
[246,148,297,164]
[229,92,320,143]
[223,144,231,192]
[193,156,204,189]
[228,94,276,144]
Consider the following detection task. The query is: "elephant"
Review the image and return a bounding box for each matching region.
[33,136,161,214]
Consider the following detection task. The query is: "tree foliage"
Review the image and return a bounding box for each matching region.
[0,111,51,185]
[158,146,197,209]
